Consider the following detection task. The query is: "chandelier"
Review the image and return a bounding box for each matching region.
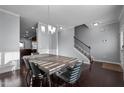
[40,24,56,34]
[39,5,56,34]
[39,5,64,34]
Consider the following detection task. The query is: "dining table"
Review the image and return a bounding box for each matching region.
[23,53,79,87]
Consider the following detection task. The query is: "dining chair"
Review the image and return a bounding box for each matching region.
[23,57,46,87]
[29,62,47,87]
[56,62,83,86]
[23,57,32,86]
[31,52,39,55]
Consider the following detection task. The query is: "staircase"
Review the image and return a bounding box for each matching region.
[74,36,94,71]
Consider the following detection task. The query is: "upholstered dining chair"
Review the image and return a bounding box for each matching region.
[29,62,43,87]
[23,58,32,86]
[23,57,46,87]
[56,62,83,86]
[31,52,39,55]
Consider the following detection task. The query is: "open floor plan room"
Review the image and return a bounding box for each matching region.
[0,5,124,87]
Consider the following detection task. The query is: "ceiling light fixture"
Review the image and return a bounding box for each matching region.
[25,31,29,33]
[47,5,56,34]
[32,27,35,29]
[41,25,45,32]
[59,26,63,30]
[48,25,56,34]
[93,21,102,27]
[39,6,64,33]
[93,23,98,26]
[40,5,56,34]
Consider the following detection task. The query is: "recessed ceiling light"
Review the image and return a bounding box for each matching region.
[60,26,63,30]
[93,23,98,26]
[32,27,35,29]
[25,31,29,33]
[93,21,102,27]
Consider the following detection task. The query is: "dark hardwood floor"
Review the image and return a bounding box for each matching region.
[79,62,124,87]
[0,62,124,87]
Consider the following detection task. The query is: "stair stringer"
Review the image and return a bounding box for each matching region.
[74,46,90,64]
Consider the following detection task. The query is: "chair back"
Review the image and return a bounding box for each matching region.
[29,62,41,77]
[31,52,39,55]
[68,62,83,84]
[23,58,31,70]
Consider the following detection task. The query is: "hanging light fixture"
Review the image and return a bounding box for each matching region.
[40,5,65,34]
[48,25,56,34]
[41,25,45,32]
[48,5,56,34]
[40,5,56,34]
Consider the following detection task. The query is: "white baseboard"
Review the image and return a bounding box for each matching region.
[94,59,121,65]
[38,49,49,54]
[0,64,20,74]
[49,49,57,55]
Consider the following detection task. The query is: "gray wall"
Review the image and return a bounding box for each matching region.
[58,28,89,63]
[75,22,120,63]
[120,6,124,26]
[58,22,120,64]
[119,6,124,69]
[49,31,58,54]
[20,38,32,49]
[0,10,19,51]
[37,23,50,54]
[37,22,58,54]
[0,9,20,73]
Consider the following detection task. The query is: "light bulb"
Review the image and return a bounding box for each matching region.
[41,25,45,32]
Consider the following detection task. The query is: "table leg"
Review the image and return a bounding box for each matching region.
[47,74,52,87]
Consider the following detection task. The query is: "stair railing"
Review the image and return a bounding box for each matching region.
[74,36,91,55]
[74,36,93,71]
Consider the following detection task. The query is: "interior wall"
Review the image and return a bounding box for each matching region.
[0,9,20,74]
[37,22,58,54]
[120,6,124,26]
[49,31,58,54]
[20,38,32,49]
[75,22,120,63]
[58,28,89,64]
[119,6,124,69]
[58,22,120,64]
[37,23,50,54]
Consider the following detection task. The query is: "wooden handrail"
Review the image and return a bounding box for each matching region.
[74,36,91,49]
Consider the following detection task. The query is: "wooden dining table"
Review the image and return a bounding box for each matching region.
[23,53,79,87]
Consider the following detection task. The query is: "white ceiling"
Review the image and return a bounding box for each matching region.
[0,5,123,38]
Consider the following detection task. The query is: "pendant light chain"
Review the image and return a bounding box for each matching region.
[40,5,56,34]
[48,5,50,25]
